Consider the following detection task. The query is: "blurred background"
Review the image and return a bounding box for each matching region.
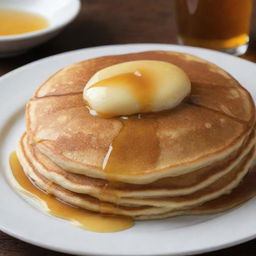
[1,0,256,76]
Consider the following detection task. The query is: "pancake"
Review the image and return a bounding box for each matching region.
[121,147,255,208]
[21,130,256,202]
[16,50,256,223]
[137,164,256,220]
[26,52,255,184]
[16,138,170,217]
[34,51,254,125]
[17,130,256,218]
[19,131,255,209]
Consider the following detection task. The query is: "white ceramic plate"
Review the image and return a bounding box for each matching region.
[0,44,255,256]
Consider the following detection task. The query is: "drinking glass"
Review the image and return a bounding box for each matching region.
[175,0,253,55]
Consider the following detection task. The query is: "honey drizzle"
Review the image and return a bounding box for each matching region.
[9,152,133,233]
[103,116,160,177]
[0,9,48,36]
[88,72,161,177]
[89,72,155,117]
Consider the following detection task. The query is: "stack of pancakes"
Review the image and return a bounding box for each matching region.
[17,51,256,220]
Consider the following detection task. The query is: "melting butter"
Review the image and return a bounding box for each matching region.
[83,60,191,117]
[9,152,133,233]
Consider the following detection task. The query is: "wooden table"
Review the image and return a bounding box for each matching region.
[0,1,256,255]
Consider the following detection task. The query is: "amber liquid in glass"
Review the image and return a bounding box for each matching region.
[175,0,253,53]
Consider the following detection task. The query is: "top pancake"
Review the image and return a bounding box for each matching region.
[26,51,255,184]
[34,51,255,124]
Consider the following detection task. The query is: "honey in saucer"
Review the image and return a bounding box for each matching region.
[0,9,48,36]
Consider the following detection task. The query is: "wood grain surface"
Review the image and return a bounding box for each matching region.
[0,0,255,255]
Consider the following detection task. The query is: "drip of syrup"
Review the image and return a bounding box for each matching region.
[9,152,133,233]
[103,116,160,177]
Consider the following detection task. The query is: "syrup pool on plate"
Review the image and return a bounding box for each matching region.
[9,152,133,233]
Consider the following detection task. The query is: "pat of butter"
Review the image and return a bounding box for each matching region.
[83,60,191,117]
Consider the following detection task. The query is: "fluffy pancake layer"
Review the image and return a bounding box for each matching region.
[21,131,256,201]
[17,132,256,218]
